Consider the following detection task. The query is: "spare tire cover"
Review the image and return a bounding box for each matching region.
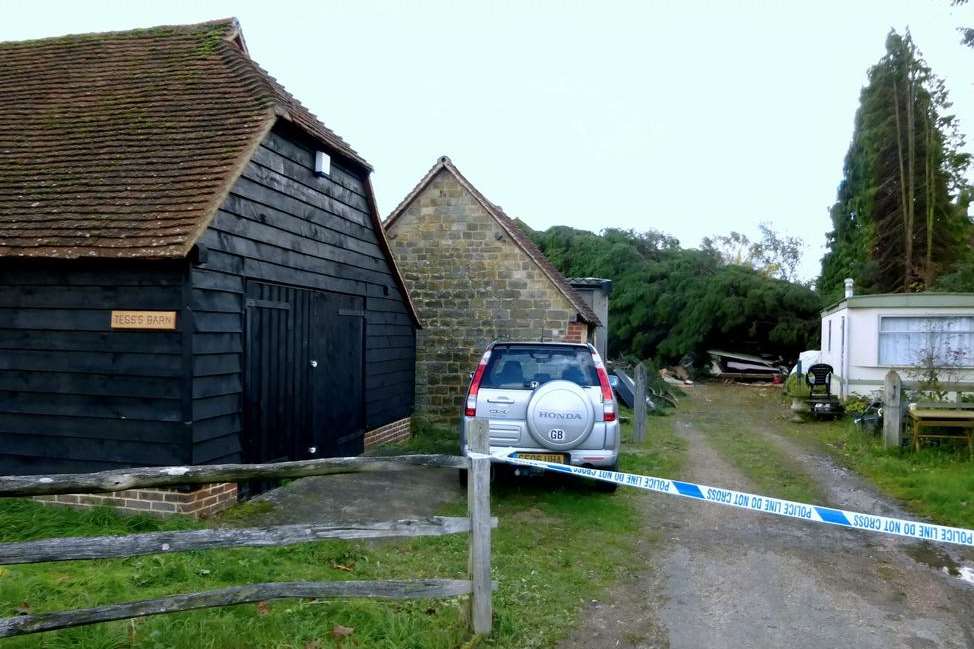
[526,380,596,450]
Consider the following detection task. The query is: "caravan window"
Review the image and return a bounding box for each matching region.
[878,316,974,366]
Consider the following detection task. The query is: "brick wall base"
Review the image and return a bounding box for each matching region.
[33,421,412,518]
[364,416,412,448]
[34,482,238,519]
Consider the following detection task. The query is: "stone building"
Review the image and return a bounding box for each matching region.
[384,156,600,421]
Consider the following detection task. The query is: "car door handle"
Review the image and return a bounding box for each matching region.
[487,396,514,404]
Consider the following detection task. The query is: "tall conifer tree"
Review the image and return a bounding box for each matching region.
[819,31,971,298]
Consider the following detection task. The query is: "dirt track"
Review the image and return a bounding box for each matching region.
[558,384,974,649]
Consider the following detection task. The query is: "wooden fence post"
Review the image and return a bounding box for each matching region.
[883,370,902,448]
[0,452,494,640]
[467,418,492,636]
[634,363,647,443]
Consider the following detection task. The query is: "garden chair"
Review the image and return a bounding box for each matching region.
[805,364,838,418]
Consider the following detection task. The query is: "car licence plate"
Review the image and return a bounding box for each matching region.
[515,452,569,464]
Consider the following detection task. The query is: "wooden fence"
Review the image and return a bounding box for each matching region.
[0,420,496,639]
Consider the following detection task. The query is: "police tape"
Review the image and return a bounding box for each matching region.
[491,450,974,548]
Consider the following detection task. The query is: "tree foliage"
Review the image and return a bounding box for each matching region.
[819,30,972,300]
[702,223,805,283]
[954,0,974,48]
[525,225,822,364]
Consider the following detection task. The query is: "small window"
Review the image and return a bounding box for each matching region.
[314,151,331,176]
[878,316,974,366]
[827,320,832,352]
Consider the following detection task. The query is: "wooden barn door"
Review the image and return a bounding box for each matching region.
[244,282,366,464]
[310,292,366,457]
[244,283,312,464]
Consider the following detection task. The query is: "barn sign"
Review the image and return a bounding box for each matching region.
[110,311,178,330]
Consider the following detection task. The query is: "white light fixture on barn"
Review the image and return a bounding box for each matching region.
[314,150,331,176]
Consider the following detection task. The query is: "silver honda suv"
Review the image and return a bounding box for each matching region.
[460,341,620,491]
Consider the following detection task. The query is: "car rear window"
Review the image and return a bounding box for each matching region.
[480,345,598,389]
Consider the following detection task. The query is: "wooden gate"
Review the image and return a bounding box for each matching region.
[244,282,365,464]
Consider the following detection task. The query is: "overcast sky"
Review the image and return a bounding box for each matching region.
[3,1,973,280]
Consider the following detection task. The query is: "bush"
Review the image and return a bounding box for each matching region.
[843,393,872,416]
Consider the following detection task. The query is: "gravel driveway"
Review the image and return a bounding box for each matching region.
[559,385,974,649]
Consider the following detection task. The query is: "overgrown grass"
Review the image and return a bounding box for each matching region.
[688,386,825,504]
[780,415,974,530]
[0,412,685,649]
[617,405,686,478]
[369,416,458,456]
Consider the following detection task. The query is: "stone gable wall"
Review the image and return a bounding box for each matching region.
[386,170,583,422]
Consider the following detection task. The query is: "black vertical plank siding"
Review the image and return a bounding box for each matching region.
[190,268,244,464]
[0,262,191,474]
[0,124,416,475]
[180,263,195,455]
[189,124,416,464]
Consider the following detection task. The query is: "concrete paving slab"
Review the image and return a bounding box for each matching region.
[235,466,463,526]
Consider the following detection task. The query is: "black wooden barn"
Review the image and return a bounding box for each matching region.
[0,19,420,475]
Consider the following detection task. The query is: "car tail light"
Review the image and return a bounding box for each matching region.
[465,350,491,417]
[592,350,616,422]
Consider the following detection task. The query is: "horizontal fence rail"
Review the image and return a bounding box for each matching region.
[0,516,498,565]
[0,579,479,639]
[0,450,494,638]
[0,454,468,497]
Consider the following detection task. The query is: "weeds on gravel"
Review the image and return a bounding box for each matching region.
[688,387,825,504]
[700,423,825,503]
[782,416,974,530]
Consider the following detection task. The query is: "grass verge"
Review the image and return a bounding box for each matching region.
[617,405,686,479]
[0,412,685,649]
[779,414,974,530]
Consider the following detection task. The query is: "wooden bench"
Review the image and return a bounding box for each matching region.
[908,402,974,457]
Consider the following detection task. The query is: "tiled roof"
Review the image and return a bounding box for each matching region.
[0,18,369,259]
[384,156,601,326]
